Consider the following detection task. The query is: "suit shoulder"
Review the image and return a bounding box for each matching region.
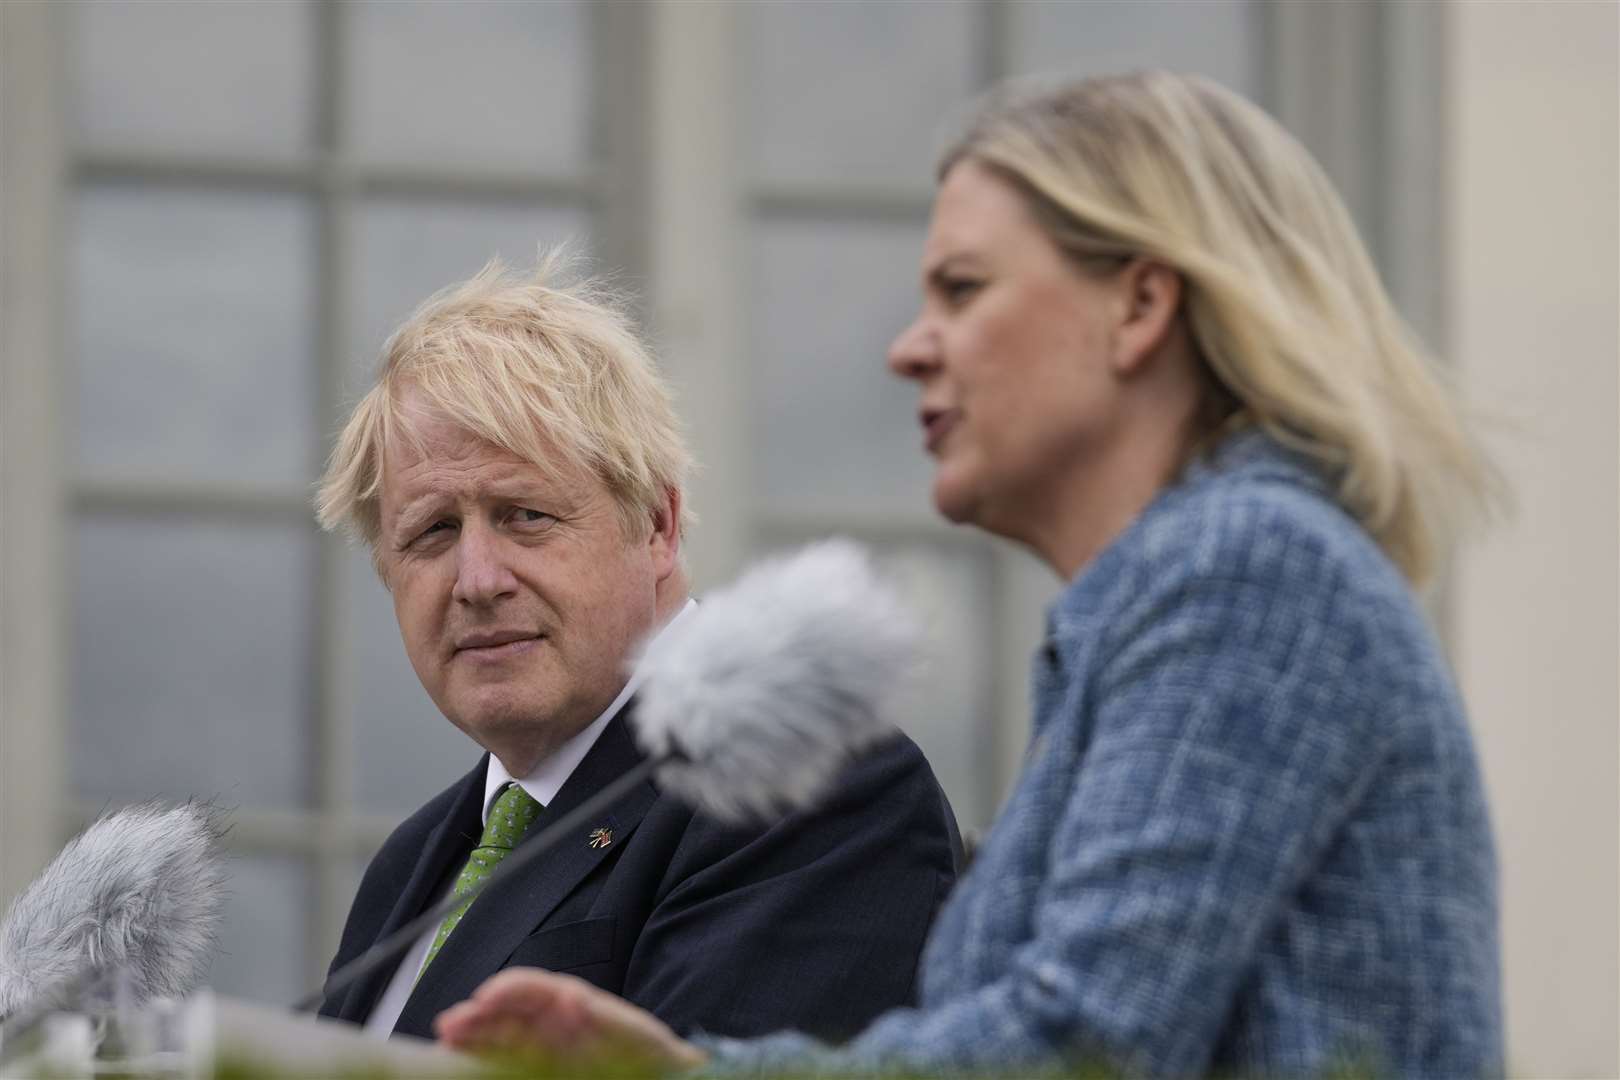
[657,730,961,878]
[835,733,964,867]
[361,761,482,876]
[834,731,951,807]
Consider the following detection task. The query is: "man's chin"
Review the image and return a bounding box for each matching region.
[449,701,555,752]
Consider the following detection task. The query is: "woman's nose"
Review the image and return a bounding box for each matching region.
[887,315,939,381]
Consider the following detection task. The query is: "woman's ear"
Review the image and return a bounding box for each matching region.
[1109,259,1183,378]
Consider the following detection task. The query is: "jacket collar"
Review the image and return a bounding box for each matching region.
[391,703,660,1037]
[1040,426,1332,666]
[328,759,487,1025]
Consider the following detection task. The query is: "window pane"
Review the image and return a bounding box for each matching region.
[348,198,590,396]
[212,853,309,1004]
[745,0,978,190]
[345,548,485,815]
[74,186,317,490]
[71,517,314,810]
[875,542,994,828]
[71,0,315,158]
[345,0,590,174]
[1004,0,1260,99]
[750,218,935,519]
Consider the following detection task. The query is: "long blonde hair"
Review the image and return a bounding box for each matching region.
[943,72,1498,584]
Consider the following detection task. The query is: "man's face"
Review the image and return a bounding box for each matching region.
[377,391,677,773]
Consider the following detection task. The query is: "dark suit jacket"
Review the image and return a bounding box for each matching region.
[318,703,961,1042]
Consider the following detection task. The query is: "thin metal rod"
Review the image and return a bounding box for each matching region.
[294,751,671,1014]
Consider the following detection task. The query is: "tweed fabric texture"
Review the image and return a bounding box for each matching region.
[419,783,541,975]
[704,432,1503,1078]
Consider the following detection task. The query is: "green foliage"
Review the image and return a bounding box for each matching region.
[38,1048,1384,1080]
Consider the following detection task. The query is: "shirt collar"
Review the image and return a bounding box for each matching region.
[482,598,697,823]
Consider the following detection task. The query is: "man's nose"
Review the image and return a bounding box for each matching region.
[886,315,939,381]
[451,525,519,606]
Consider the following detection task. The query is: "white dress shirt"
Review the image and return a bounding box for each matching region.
[364,600,696,1037]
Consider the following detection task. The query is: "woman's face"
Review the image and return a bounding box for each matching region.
[888,161,1128,539]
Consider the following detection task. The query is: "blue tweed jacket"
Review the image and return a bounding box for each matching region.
[707,432,1502,1078]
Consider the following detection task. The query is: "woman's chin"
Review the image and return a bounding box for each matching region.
[931,473,981,526]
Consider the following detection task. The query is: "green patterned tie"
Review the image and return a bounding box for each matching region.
[418,782,543,976]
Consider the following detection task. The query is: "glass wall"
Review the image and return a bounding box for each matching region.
[740,0,1260,825]
[52,0,1261,1001]
[64,0,599,1003]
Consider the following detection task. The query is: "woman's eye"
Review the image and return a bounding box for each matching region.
[941,278,983,304]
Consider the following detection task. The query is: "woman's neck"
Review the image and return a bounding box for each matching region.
[1020,390,1206,581]
[1029,446,1182,580]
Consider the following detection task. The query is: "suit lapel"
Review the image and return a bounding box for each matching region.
[394,706,659,1037]
[332,759,487,1025]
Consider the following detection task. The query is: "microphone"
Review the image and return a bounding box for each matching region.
[0,801,226,1024]
[634,537,920,823]
[300,538,920,1013]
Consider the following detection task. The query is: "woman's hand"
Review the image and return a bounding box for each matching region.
[434,967,709,1071]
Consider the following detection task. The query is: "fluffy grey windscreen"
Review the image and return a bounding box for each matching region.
[0,802,226,1019]
[632,539,922,824]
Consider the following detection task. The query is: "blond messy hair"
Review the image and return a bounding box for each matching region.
[944,72,1501,584]
[316,253,693,559]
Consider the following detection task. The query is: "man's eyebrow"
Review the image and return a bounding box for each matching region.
[389,494,445,540]
[389,480,575,537]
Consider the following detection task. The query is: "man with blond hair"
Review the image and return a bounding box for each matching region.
[312,258,959,1043]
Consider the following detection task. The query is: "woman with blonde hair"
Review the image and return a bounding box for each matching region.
[436,72,1504,1078]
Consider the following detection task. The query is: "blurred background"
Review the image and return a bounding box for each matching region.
[0,0,1613,1074]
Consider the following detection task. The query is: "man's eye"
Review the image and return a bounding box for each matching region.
[511,508,555,527]
[416,520,453,542]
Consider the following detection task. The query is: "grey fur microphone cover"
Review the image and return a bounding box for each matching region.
[0,801,226,1019]
[634,539,921,824]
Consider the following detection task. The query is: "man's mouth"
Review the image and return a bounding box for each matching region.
[454,632,542,661]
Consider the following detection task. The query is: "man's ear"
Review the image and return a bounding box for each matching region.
[648,486,681,581]
[1109,259,1183,378]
